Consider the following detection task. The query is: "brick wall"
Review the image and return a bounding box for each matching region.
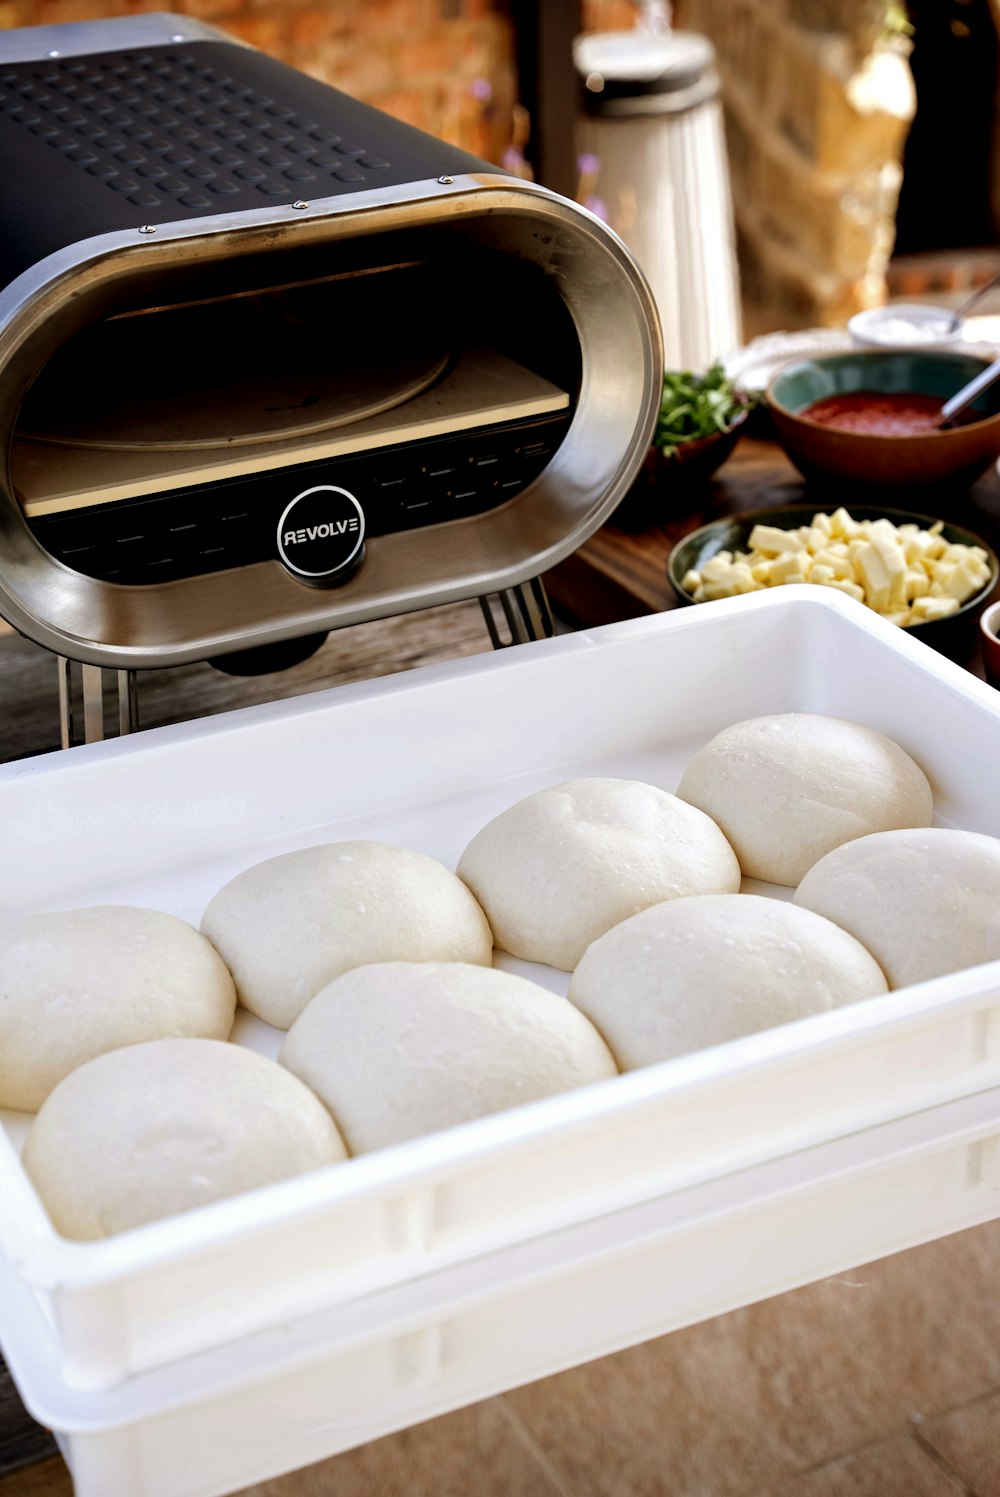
[0,0,519,163]
[581,0,636,29]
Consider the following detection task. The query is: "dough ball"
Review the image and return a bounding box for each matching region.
[569,894,887,1069]
[201,841,493,1029]
[0,906,236,1113]
[456,778,741,971]
[677,713,933,886]
[22,1038,347,1240]
[278,962,618,1153]
[793,827,1000,988]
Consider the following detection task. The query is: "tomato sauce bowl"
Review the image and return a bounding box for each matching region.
[767,350,1000,490]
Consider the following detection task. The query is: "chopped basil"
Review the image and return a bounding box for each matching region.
[654,362,748,456]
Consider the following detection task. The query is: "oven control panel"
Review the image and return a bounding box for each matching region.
[28,412,570,588]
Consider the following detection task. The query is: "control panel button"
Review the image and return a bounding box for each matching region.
[276,484,365,585]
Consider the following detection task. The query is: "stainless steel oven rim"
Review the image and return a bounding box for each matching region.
[0,174,662,671]
[0,13,233,64]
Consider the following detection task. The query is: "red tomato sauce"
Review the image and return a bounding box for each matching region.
[800,391,946,435]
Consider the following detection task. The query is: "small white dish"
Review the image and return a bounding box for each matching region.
[848,303,965,351]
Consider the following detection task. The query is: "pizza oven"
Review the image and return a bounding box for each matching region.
[0,14,662,737]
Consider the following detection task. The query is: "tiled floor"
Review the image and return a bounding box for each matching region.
[920,1391,1000,1495]
[2,1221,999,1497]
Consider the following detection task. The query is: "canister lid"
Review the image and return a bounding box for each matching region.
[573,29,718,116]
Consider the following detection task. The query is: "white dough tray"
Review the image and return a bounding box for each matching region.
[1,588,1000,1494]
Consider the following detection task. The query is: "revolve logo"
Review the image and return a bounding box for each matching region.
[276,485,366,585]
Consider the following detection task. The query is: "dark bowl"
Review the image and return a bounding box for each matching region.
[767,350,1000,490]
[650,402,751,486]
[615,403,750,529]
[667,503,999,660]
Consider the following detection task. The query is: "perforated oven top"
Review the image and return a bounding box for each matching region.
[0,39,492,291]
[0,18,662,670]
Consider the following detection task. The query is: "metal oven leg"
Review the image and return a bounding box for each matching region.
[479,577,555,648]
[82,664,105,744]
[117,670,140,738]
[57,659,140,747]
[57,657,74,751]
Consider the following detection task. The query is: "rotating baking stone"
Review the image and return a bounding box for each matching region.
[19,347,452,452]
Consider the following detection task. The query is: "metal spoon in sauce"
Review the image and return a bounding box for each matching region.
[936,353,1000,429]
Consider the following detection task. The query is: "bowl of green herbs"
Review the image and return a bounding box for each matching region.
[650,362,751,484]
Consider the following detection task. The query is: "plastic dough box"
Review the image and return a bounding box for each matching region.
[1,586,1000,1497]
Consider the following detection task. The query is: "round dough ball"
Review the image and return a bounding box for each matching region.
[0,906,236,1112]
[793,827,1000,989]
[569,894,887,1068]
[456,778,741,971]
[278,962,618,1153]
[22,1038,347,1240]
[676,713,933,886]
[201,841,493,1029]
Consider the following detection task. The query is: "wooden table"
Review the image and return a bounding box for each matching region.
[544,432,1000,680]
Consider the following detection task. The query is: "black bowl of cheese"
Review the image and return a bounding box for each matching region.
[667,503,999,659]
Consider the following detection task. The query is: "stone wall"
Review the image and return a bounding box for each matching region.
[673,0,915,328]
[0,0,519,163]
